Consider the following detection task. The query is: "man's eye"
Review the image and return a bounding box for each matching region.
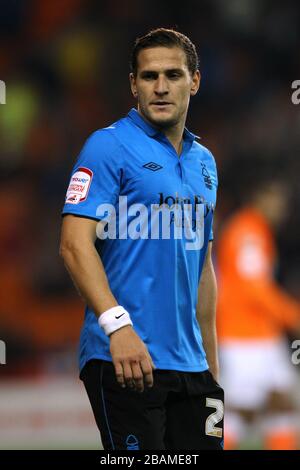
[168,73,181,79]
[142,74,156,80]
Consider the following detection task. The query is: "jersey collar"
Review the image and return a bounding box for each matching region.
[127,108,199,142]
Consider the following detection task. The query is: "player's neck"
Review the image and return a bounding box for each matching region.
[163,122,185,156]
[164,132,183,155]
[137,107,185,156]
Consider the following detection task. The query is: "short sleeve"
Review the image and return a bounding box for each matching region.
[62,130,122,220]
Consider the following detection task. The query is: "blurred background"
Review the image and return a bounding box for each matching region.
[0,0,299,449]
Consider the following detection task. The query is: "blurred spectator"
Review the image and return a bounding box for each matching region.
[216,168,300,449]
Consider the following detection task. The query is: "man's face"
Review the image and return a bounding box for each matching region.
[130,46,200,129]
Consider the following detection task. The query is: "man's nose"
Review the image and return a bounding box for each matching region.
[154,76,169,95]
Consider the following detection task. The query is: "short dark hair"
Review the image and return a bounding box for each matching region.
[130,28,199,77]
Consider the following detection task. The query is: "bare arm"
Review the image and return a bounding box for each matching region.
[196,242,219,382]
[59,214,155,391]
[60,215,118,313]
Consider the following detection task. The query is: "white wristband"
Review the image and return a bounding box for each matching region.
[98,306,133,336]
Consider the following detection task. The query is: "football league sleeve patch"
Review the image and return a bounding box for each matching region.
[65,167,93,204]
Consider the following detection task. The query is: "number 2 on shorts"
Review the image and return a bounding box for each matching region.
[205,398,224,438]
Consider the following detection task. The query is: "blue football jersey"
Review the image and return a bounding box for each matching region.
[62,108,218,372]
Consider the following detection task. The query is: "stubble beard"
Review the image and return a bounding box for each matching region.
[142,106,180,131]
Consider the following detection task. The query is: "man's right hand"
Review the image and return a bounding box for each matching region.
[109,326,155,393]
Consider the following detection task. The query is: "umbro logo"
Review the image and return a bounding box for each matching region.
[143,162,163,172]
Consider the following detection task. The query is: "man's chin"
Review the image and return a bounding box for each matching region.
[147,111,177,129]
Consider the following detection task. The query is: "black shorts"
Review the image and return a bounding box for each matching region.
[80,359,224,450]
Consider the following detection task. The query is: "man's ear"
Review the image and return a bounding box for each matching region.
[129,73,138,97]
[190,70,201,96]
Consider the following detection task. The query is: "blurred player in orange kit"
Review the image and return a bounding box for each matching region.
[216,170,300,450]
